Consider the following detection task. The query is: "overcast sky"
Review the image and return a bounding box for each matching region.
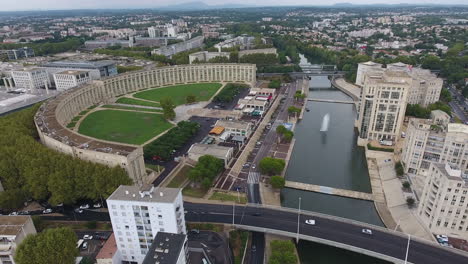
[1,0,467,11]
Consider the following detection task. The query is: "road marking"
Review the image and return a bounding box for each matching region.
[248,171,260,184]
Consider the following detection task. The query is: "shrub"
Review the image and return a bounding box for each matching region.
[270,176,285,189]
[259,157,286,175]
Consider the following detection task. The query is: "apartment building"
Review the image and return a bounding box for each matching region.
[10,68,50,92]
[42,60,117,78]
[418,163,468,239]
[402,118,468,192]
[0,216,37,264]
[0,47,35,60]
[142,232,187,264]
[188,51,229,64]
[357,69,411,143]
[107,185,186,264]
[53,70,91,91]
[356,61,442,107]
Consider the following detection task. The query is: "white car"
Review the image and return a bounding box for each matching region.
[83,235,93,240]
[361,229,373,235]
[75,208,83,214]
[305,219,316,225]
[82,242,88,249]
[42,209,53,214]
[79,204,90,209]
[93,203,101,208]
[436,235,449,243]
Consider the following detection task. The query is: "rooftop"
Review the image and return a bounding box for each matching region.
[42,60,116,68]
[96,233,118,260]
[215,120,251,130]
[448,123,468,134]
[142,232,186,264]
[55,70,89,75]
[188,143,233,158]
[107,185,181,204]
[0,216,32,236]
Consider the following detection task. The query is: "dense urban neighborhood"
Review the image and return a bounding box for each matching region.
[0,2,468,264]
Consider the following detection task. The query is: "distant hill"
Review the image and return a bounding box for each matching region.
[156,1,252,11]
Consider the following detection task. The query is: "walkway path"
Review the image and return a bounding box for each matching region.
[284,181,374,201]
[307,98,354,104]
[331,78,361,101]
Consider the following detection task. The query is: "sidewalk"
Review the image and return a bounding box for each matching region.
[366,150,435,242]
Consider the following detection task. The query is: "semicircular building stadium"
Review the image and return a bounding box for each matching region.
[35,64,257,185]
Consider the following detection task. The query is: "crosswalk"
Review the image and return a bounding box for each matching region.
[247,171,260,184]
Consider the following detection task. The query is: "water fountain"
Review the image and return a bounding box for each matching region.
[320,113,330,132]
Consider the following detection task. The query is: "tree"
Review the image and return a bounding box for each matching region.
[269,240,297,264]
[440,88,452,102]
[395,161,404,176]
[283,131,294,143]
[268,80,281,89]
[160,97,176,120]
[406,197,415,207]
[188,155,224,188]
[276,125,287,135]
[287,106,301,115]
[270,176,285,189]
[15,227,78,264]
[402,181,411,190]
[259,157,285,175]
[186,94,196,104]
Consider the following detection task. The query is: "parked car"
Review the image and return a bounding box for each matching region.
[305,219,316,225]
[79,204,90,209]
[361,229,373,235]
[83,235,93,240]
[9,212,18,216]
[82,242,88,250]
[42,209,53,214]
[436,235,449,244]
[74,208,83,214]
[93,203,101,208]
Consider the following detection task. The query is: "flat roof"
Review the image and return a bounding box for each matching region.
[96,233,118,260]
[107,185,181,204]
[188,143,233,158]
[42,60,116,68]
[215,120,251,130]
[55,70,90,75]
[209,126,225,135]
[448,123,468,134]
[142,232,186,264]
[0,216,31,236]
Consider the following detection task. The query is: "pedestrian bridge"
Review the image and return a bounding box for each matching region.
[284,181,374,201]
[184,202,468,264]
[307,98,355,104]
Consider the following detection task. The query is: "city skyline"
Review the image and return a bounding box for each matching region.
[1,0,468,11]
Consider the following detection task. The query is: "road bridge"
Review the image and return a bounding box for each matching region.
[184,202,468,264]
[285,181,374,201]
[307,98,355,105]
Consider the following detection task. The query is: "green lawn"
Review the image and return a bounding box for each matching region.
[78,110,173,144]
[133,83,223,106]
[167,165,192,188]
[115,97,161,107]
[182,185,208,198]
[101,104,163,113]
[209,191,247,204]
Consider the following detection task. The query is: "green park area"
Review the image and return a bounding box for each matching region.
[133,83,223,106]
[78,110,173,145]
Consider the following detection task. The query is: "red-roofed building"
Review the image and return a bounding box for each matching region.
[96,233,121,264]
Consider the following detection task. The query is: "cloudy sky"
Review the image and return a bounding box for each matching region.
[1,0,467,11]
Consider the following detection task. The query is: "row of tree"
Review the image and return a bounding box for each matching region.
[405,102,452,119]
[213,83,249,103]
[276,125,294,143]
[0,106,132,210]
[259,157,286,176]
[188,155,225,189]
[0,37,85,56]
[143,121,200,161]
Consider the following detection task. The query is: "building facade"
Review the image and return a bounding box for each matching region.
[356,61,442,107]
[34,64,256,185]
[357,69,411,143]
[42,60,118,78]
[152,36,204,57]
[188,51,230,64]
[53,70,91,91]
[187,143,234,168]
[107,185,186,264]
[0,47,35,60]
[417,163,468,239]
[0,216,37,264]
[10,68,51,92]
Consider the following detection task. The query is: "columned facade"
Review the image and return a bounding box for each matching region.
[35,64,256,185]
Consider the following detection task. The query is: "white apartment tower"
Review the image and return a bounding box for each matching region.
[53,70,91,91]
[148,27,162,38]
[10,68,50,93]
[357,69,411,143]
[107,185,186,264]
[418,163,468,239]
[356,61,442,107]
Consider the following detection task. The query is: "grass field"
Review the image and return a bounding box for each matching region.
[133,83,222,106]
[209,191,247,204]
[78,110,173,144]
[101,104,163,113]
[167,165,192,188]
[115,97,161,107]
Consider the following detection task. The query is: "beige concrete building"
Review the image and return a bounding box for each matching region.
[10,68,51,93]
[238,48,277,58]
[188,51,229,64]
[187,143,234,168]
[418,163,468,239]
[214,119,253,138]
[357,69,411,144]
[356,61,442,107]
[34,64,256,186]
[402,120,468,193]
[0,216,37,264]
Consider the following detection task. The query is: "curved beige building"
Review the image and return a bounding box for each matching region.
[35,64,257,185]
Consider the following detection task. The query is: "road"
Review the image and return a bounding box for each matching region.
[447,85,468,123]
[184,203,468,264]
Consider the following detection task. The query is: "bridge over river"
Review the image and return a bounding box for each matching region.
[285,181,374,201]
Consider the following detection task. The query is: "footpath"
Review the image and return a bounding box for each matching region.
[366,149,435,242]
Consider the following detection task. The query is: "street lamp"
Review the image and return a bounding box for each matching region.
[232,200,235,226]
[404,234,411,264]
[296,197,302,243]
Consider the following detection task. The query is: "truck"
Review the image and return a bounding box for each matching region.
[380,140,394,146]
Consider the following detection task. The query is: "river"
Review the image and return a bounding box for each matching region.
[281,55,388,263]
